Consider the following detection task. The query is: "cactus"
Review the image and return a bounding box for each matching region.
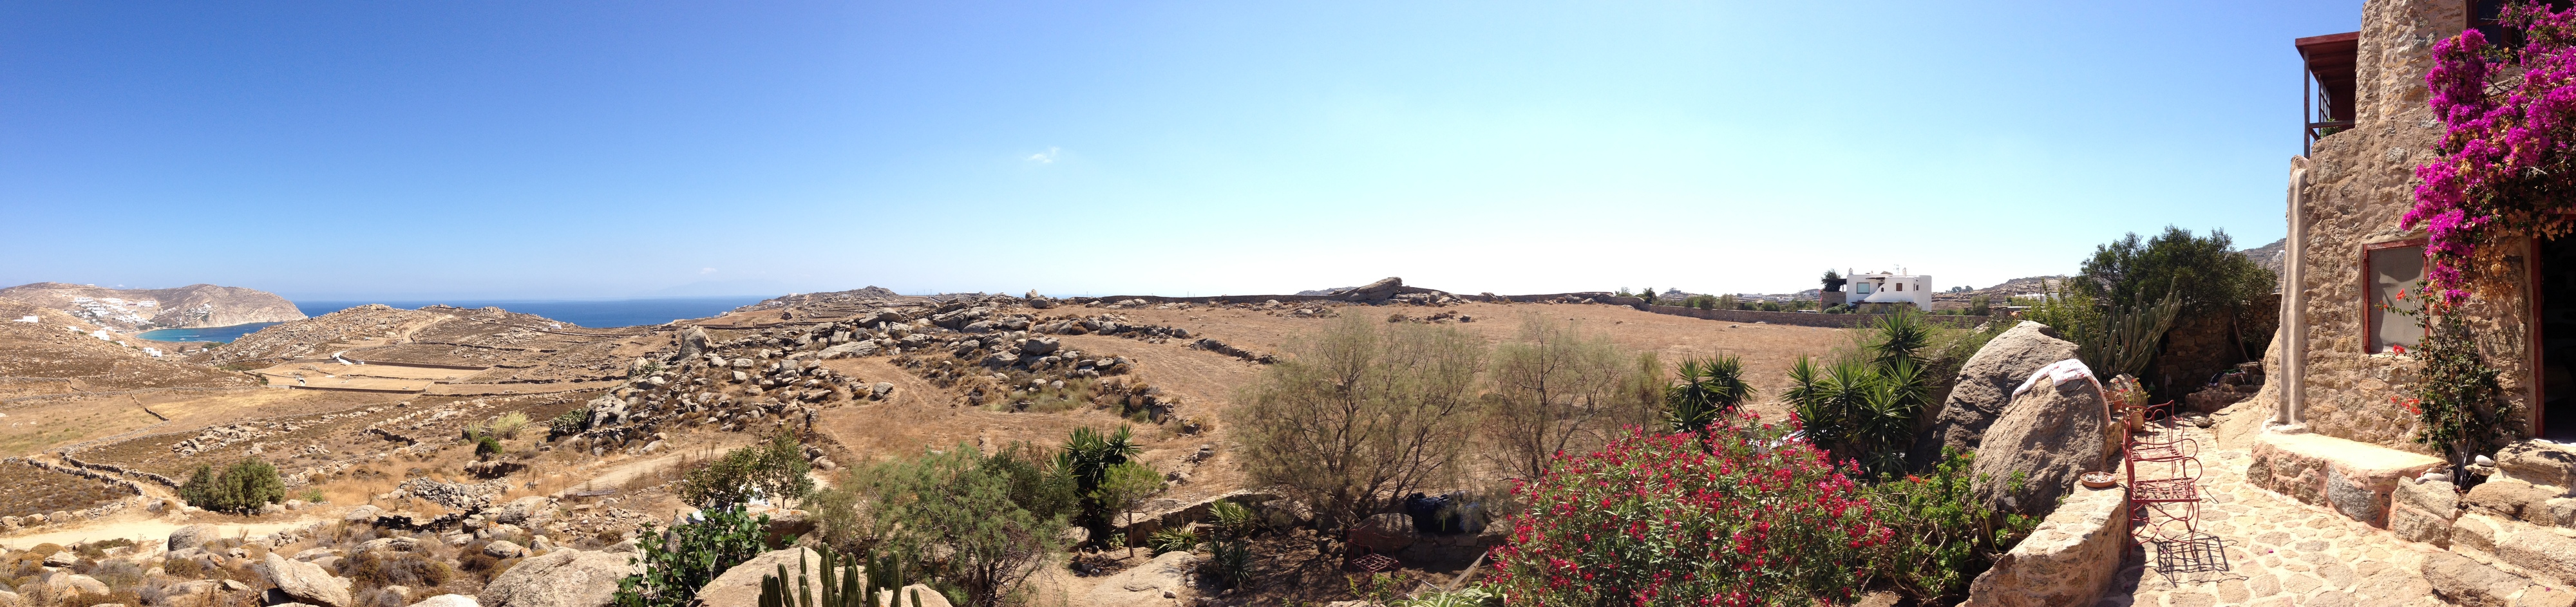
[758,549,870,607]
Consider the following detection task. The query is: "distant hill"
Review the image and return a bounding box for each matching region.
[2240,238,2287,284]
[0,282,305,330]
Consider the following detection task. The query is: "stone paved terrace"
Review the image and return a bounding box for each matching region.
[2103,426,2454,607]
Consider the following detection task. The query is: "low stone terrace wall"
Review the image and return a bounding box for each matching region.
[1642,304,1995,328]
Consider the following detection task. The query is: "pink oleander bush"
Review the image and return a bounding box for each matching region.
[2410,1,2576,302]
[1486,413,1889,607]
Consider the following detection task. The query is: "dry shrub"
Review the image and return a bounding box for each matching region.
[88,559,146,590]
[338,550,453,590]
[162,556,206,579]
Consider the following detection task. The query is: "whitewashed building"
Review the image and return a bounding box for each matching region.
[1836,272,1935,310]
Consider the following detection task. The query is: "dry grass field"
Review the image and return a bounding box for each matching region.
[0,462,130,518]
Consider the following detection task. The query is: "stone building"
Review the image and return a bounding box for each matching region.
[2250,0,2576,595]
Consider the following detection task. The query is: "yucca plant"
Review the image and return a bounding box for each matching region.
[1665,355,1753,434]
[1208,500,1261,541]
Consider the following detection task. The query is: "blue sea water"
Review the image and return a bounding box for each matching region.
[137,322,283,343]
[292,297,766,328]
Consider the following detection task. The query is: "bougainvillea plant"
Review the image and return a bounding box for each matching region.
[2410,1,2576,302]
[1486,413,1889,607]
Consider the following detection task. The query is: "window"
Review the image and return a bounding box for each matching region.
[1894,283,1903,292]
[2367,242,2427,353]
[1855,283,1873,294]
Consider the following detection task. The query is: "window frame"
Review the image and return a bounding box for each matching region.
[2362,238,2430,354]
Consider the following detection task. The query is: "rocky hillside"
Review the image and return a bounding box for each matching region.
[0,283,305,331]
[0,299,253,397]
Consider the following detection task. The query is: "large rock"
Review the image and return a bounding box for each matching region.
[1341,277,1403,302]
[257,554,354,607]
[677,326,710,362]
[697,548,822,607]
[480,549,634,607]
[585,395,629,429]
[491,496,553,526]
[1966,369,2117,516]
[1960,483,2128,607]
[1083,551,1198,606]
[1911,322,2079,469]
[2497,441,2576,489]
[168,524,219,552]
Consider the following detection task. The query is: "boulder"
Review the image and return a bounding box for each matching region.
[585,395,628,429]
[256,554,354,607]
[1083,551,1198,606]
[168,524,220,552]
[677,326,710,362]
[1967,370,2117,516]
[1018,337,1060,356]
[482,541,527,559]
[696,548,821,607]
[45,573,109,596]
[479,549,634,607]
[407,595,478,607]
[2497,442,2576,489]
[343,505,383,524]
[491,496,553,526]
[1911,322,2079,468]
[1347,512,1417,554]
[891,584,951,607]
[1341,277,1404,302]
[817,342,878,360]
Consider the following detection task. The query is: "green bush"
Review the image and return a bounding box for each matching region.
[848,445,1068,607]
[551,408,591,437]
[614,507,773,607]
[681,433,814,509]
[178,459,285,514]
[1663,355,1752,434]
[473,433,504,460]
[1146,528,1198,556]
[1861,448,2038,604]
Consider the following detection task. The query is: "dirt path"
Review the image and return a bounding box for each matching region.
[0,518,309,551]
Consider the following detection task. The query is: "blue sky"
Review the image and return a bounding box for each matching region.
[2,1,2356,300]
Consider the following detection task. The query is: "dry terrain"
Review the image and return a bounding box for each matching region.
[0,287,1863,607]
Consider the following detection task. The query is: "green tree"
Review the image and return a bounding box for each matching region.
[178,458,285,514]
[1094,462,1166,554]
[2074,226,2277,359]
[681,433,814,510]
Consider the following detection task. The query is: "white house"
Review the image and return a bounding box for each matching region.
[14,316,35,323]
[1836,271,1935,310]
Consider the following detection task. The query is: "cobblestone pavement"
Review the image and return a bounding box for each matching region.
[2099,427,2449,607]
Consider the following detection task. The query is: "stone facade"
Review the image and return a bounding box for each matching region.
[2286,0,2536,452]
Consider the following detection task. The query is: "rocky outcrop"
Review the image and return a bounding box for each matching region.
[167,524,218,552]
[678,326,710,361]
[1960,483,2129,607]
[1912,322,2079,469]
[480,549,634,607]
[1967,371,2118,516]
[1340,277,1403,302]
[257,554,354,607]
[1084,552,1198,606]
[697,548,822,607]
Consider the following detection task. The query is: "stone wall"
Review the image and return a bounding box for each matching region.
[1960,483,2130,607]
[2292,0,2532,452]
[2155,294,2279,398]
[1640,305,1993,329]
[2401,442,2576,594]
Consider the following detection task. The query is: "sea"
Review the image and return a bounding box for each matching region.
[135,296,764,343]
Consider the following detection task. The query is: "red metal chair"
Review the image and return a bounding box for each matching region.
[2124,400,2204,543]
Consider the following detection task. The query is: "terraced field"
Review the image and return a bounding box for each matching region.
[0,462,130,518]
